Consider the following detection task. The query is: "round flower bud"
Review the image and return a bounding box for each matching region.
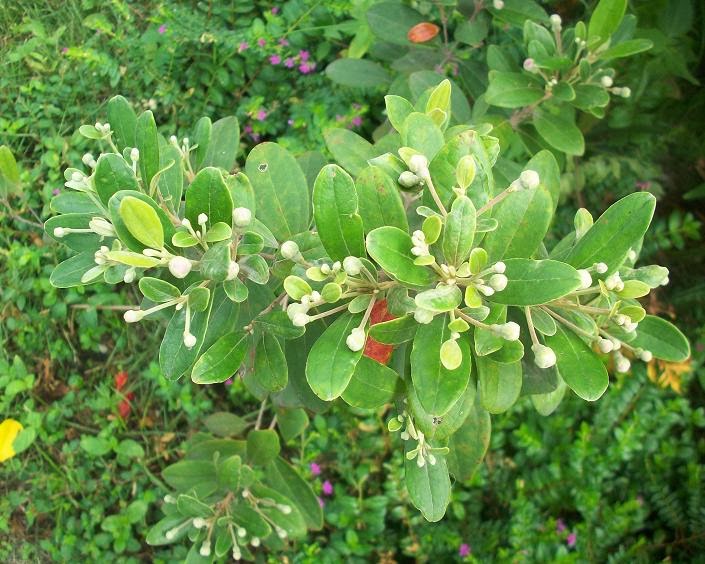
[169,135,178,145]
[627,249,637,261]
[577,269,593,289]
[165,529,178,540]
[278,504,292,515]
[346,327,366,352]
[398,171,422,188]
[408,154,429,176]
[250,537,261,547]
[71,171,84,182]
[414,308,434,325]
[601,76,613,88]
[233,207,252,227]
[532,343,557,369]
[519,169,540,190]
[280,240,300,260]
[168,256,192,279]
[292,312,310,327]
[594,262,608,274]
[182,137,190,146]
[615,355,631,373]
[53,227,67,238]
[197,213,208,226]
[620,87,631,98]
[183,332,197,349]
[597,338,614,353]
[123,268,136,284]
[130,147,140,162]
[199,542,211,557]
[236,527,247,538]
[499,322,520,341]
[489,273,508,291]
[82,153,95,167]
[124,309,144,323]
[477,284,495,297]
[605,272,622,291]
[493,261,506,274]
[343,256,363,276]
[226,261,240,280]
[493,0,504,8]
[192,517,206,529]
[549,14,562,28]
[640,350,653,362]
[523,58,537,73]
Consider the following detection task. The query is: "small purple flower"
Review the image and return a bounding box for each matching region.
[351,116,362,127]
[244,124,253,134]
[322,480,333,496]
[269,54,281,65]
[567,532,577,548]
[556,518,566,533]
[299,62,315,74]
[299,50,310,62]
[271,6,279,14]
[284,57,295,68]
[287,119,294,126]
[251,133,261,142]
[278,38,289,46]
[52,188,61,196]
[310,462,321,476]
[157,24,167,34]
[256,109,267,121]
[238,42,249,53]
[224,378,233,386]
[459,543,471,557]
[61,47,68,54]
[257,38,267,47]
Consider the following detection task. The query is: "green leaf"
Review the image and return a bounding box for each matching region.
[162,460,216,492]
[191,116,212,170]
[489,259,582,306]
[50,192,102,215]
[119,196,165,249]
[185,167,234,228]
[477,356,522,413]
[442,195,476,266]
[106,95,137,151]
[0,145,21,197]
[202,116,239,171]
[50,252,101,287]
[246,430,280,466]
[139,277,180,302]
[203,412,248,437]
[342,356,398,409]
[240,254,269,285]
[305,313,364,401]
[276,408,309,441]
[159,298,213,381]
[200,242,231,283]
[245,143,310,240]
[531,377,567,416]
[355,166,408,233]
[366,227,436,289]
[385,95,415,132]
[45,213,102,252]
[157,143,183,214]
[411,315,471,416]
[254,310,305,340]
[414,284,462,313]
[108,190,175,252]
[533,107,585,156]
[264,458,323,530]
[483,151,559,261]
[404,446,451,522]
[546,324,608,401]
[254,334,288,392]
[401,112,444,161]
[249,483,306,538]
[447,394,491,480]
[566,192,656,274]
[588,0,627,42]
[324,128,375,176]
[630,315,690,362]
[135,110,160,188]
[368,315,417,344]
[226,172,256,213]
[313,164,366,261]
[94,153,138,206]
[485,71,544,108]
[325,58,391,88]
[366,2,423,45]
[191,331,248,384]
[601,38,653,60]
[177,494,214,518]
[80,436,112,456]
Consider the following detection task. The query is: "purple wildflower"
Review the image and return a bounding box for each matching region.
[256,109,267,121]
[61,47,68,54]
[157,24,167,34]
[287,118,294,126]
[299,62,315,74]
[52,188,61,196]
[271,7,279,14]
[278,38,289,46]
[284,57,295,68]
[299,50,310,62]
[567,532,577,548]
[257,38,266,47]
[322,480,333,496]
[238,42,249,53]
[269,54,281,65]
[310,462,321,476]
[459,543,471,557]
[351,116,362,127]
[556,519,566,533]
[224,378,233,386]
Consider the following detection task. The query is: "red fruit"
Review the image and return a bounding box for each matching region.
[114,370,128,391]
[118,391,135,419]
[407,22,440,44]
[363,300,396,365]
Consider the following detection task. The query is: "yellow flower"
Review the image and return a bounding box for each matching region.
[0,418,23,462]
[646,359,692,394]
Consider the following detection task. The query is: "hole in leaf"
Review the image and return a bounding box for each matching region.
[258,163,268,172]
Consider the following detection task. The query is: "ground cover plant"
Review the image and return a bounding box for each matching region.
[1,0,704,562]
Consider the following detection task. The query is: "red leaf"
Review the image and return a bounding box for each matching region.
[363,300,396,365]
[407,22,440,44]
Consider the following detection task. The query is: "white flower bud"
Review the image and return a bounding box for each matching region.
[597,338,614,353]
[280,240,300,260]
[594,262,608,274]
[169,135,178,145]
[103,122,110,132]
[71,171,84,182]
[408,154,429,176]
[615,355,631,373]
[199,542,211,557]
[477,284,495,297]
[124,309,144,323]
[343,256,363,276]
[520,169,540,189]
[605,272,622,291]
[276,527,288,539]
[250,537,261,547]
[550,14,562,29]
[493,0,504,8]
[233,207,252,227]
[182,137,190,146]
[95,121,103,130]
[523,58,537,72]
[130,148,140,162]
[614,314,628,326]
[82,153,96,167]
[197,213,208,226]
[640,350,653,362]
[123,268,136,284]
[89,217,116,237]
[532,343,557,369]
[507,179,523,193]
[398,171,422,188]
[292,312,310,327]
[624,321,638,333]
[227,261,240,280]
[493,261,506,274]
[428,453,437,466]
[192,517,206,529]
[168,256,192,279]
[310,290,321,302]
[53,227,67,238]
[620,87,631,98]
[577,269,592,289]
[237,527,247,538]
[346,327,366,352]
[320,263,331,275]
[163,494,176,503]
[496,322,520,341]
[601,76,613,88]
[627,249,637,261]
[414,308,434,324]
[611,338,622,351]
[489,273,508,291]
[183,332,197,349]
[165,529,178,540]
[278,504,292,514]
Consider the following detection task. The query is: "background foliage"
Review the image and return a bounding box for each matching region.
[1,0,704,561]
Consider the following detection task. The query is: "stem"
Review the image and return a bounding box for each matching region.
[541,306,596,341]
[476,188,512,216]
[524,307,539,346]
[255,398,268,430]
[455,309,492,331]
[422,173,448,217]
